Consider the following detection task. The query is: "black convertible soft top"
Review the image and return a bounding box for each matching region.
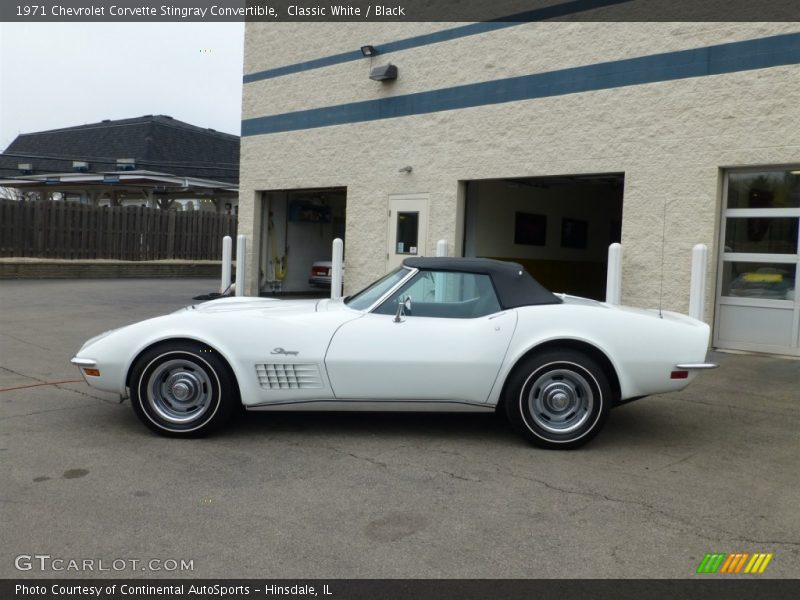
[403,257,562,308]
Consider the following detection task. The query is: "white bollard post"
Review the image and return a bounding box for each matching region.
[220,235,232,294]
[689,243,708,321]
[235,234,247,297]
[606,243,622,305]
[436,239,448,257]
[331,238,344,300]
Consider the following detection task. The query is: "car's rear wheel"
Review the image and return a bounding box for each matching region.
[505,350,611,449]
[130,342,236,437]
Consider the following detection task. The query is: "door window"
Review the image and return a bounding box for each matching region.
[345,267,409,311]
[395,212,419,254]
[726,171,800,209]
[720,261,796,300]
[374,271,501,318]
[724,217,798,254]
[387,195,428,270]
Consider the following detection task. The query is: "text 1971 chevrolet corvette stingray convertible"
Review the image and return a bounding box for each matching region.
[72,257,716,448]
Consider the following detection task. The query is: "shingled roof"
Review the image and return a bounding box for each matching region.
[0,115,239,183]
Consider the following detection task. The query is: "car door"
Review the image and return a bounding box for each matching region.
[325,270,517,404]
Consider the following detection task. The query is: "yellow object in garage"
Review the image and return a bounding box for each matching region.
[742,272,783,283]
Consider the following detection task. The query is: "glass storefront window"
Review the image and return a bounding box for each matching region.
[727,171,800,209]
[717,168,800,355]
[720,261,796,300]
[724,217,799,254]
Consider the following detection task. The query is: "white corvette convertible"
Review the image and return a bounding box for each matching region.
[72,257,716,448]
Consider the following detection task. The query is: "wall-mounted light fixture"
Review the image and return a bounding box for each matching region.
[360,45,378,57]
[370,63,398,81]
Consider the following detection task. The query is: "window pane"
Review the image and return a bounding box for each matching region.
[396,212,419,254]
[724,217,798,254]
[374,271,501,318]
[345,267,408,310]
[727,171,800,209]
[720,262,796,300]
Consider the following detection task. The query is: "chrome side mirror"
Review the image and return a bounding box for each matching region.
[393,295,412,323]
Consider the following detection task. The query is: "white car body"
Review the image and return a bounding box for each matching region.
[73,295,710,405]
[72,258,715,447]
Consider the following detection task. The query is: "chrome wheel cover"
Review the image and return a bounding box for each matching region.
[146,359,213,425]
[526,367,594,434]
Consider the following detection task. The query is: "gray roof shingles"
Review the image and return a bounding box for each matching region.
[0,115,239,183]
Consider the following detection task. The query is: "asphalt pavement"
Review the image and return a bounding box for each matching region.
[1,278,798,579]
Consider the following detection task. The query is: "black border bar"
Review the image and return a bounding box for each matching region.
[4,579,800,600]
[2,0,799,22]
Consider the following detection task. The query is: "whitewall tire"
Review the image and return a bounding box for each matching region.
[130,342,237,437]
[505,350,611,449]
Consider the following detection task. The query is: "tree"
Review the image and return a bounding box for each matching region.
[0,186,24,201]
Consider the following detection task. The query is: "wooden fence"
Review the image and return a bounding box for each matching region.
[0,200,237,260]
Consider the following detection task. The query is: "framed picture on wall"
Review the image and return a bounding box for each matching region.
[514,212,547,246]
[561,218,588,249]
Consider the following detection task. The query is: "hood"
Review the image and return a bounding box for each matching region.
[179,297,321,315]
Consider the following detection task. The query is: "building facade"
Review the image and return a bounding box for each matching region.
[239,23,800,356]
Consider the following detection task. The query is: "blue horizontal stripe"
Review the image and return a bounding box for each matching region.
[242,0,632,84]
[242,33,800,137]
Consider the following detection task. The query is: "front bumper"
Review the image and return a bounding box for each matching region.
[70,357,97,368]
[71,355,125,395]
[71,356,98,385]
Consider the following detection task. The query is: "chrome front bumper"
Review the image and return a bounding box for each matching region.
[70,357,97,367]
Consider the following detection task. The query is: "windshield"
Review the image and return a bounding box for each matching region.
[345,267,410,311]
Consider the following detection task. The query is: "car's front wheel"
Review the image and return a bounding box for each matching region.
[130,342,237,437]
[505,350,611,449]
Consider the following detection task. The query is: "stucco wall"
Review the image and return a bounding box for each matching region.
[239,22,800,323]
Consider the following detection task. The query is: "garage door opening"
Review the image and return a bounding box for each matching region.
[259,187,346,295]
[463,174,624,300]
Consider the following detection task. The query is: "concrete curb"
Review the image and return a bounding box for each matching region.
[0,260,224,279]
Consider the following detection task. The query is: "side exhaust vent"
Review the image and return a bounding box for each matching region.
[255,363,322,390]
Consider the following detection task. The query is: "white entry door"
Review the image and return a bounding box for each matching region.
[387,194,428,270]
